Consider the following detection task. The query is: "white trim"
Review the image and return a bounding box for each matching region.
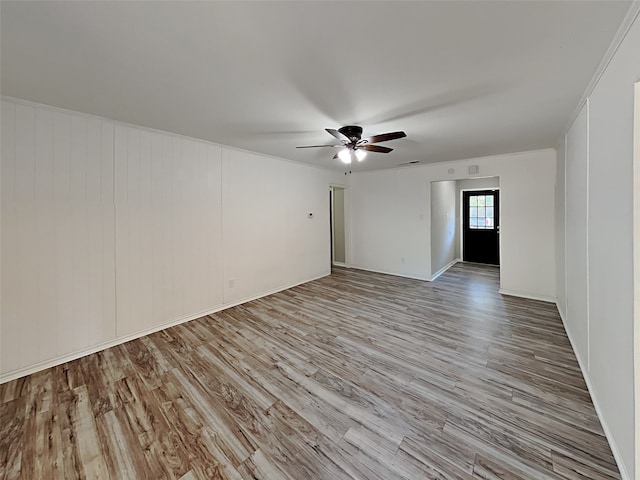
[330,186,335,264]
[633,80,640,480]
[351,148,557,176]
[0,271,329,384]
[344,184,352,268]
[0,95,340,174]
[430,258,460,281]
[350,265,431,282]
[556,305,631,480]
[498,288,555,304]
[458,186,500,192]
[585,97,591,371]
[558,132,568,323]
[332,262,346,268]
[563,2,640,136]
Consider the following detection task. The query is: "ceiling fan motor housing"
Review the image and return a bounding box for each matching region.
[338,125,363,143]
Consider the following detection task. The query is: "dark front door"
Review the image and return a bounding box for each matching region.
[463,190,499,265]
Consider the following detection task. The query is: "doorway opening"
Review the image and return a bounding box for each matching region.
[330,186,346,267]
[462,189,500,265]
[429,177,500,280]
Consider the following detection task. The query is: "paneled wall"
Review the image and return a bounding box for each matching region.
[564,104,589,366]
[555,13,639,479]
[1,101,116,373]
[114,126,223,337]
[1,98,343,380]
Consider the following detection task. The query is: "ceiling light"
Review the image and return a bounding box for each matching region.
[338,149,352,164]
[355,149,367,162]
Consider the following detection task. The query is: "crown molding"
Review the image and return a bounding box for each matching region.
[563,1,640,135]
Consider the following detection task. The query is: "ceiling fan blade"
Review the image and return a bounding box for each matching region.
[326,128,349,141]
[296,144,344,148]
[365,131,407,144]
[361,144,393,153]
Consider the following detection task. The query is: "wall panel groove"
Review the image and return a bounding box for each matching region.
[1,97,343,383]
[1,100,117,373]
[114,126,224,337]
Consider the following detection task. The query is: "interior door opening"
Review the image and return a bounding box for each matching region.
[330,186,346,267]
[429,177,500,280]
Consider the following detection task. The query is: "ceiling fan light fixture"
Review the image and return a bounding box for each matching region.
[338,148,352,164]
[297,125,406,164]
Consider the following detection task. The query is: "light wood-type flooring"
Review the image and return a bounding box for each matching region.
[0,263,621,479]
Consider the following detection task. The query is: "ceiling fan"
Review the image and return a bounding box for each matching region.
[296,125,406,164]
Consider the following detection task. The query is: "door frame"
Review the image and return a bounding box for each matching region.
[459,187,501,264]
[633,81,639,473]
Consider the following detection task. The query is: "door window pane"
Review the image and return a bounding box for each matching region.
[468,192,496,230]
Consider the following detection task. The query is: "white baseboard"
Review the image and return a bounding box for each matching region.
[556,304,631,480]
[332,262,347,267]
[498,288,556,303]
[0,271,330,384]
[430,258,460,281]
[349,265,431,282]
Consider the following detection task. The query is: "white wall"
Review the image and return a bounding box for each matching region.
[351,149,556,300]
[556,12,639,479]
[351,168,430,280]
[114,126,223,337]
[565,104,589,367]
[1,101,116,373]
[430,180,457,276]
[221,148,337,305]
[456,177,500,191]
[0,98,344,381]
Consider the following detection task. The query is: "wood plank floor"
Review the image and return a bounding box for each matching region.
[0,263,620,479]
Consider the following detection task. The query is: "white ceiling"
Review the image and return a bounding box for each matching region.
[1,1,632,171]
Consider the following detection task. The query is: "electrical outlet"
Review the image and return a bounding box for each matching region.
[228,278,235,288]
